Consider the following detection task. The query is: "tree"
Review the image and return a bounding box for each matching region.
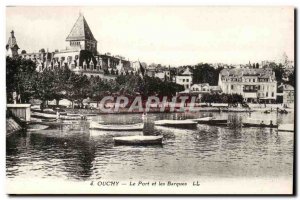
[34,69,57,108]
[268,62,284,84]
[288,71,295,87]
[6,57,37,103]
[192,63,223,85]
[65,74,91,108]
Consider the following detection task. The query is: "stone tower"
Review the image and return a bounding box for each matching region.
[66,14,98,54]
[6,30,20,57]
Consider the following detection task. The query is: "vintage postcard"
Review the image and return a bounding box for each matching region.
[6,6,295,194]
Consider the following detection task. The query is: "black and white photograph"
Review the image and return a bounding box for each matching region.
[5,6,295,194]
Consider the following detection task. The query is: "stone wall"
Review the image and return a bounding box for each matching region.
[6,117,22,136]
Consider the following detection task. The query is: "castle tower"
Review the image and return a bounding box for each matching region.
[6,30,20,57]
[66,14,97,54]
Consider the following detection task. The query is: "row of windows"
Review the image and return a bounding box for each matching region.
[70,41,81,46]
[179,79,191,82]
[192,87,209,91]
[229,85,275,91]
[223,78,271,82]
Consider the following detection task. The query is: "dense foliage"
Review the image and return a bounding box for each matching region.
[192,63,223,85]
[6,57,183,106]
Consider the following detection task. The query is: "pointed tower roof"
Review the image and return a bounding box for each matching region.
[66,14,97,41]
[7,30,19,49]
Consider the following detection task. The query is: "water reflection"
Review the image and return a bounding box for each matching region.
[7,112,294,181]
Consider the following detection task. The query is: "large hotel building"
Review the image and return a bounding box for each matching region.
[218,68,277,103]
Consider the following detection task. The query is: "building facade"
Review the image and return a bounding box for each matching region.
[218,68,277,103]
[7,14,136,80]
[282,84,294,105]
[175,67,193,90]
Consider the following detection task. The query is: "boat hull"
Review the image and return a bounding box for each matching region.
[278,124,294,132]
[154,120,197,129]
[89,121,144,131]
[242,123,278,128]
[196,119,228,124]
[114,136,163,145]
[32,112,84,120]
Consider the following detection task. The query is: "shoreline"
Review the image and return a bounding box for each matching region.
[62,107,294,115]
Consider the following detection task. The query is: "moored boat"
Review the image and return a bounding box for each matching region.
[113,135,163,145]
[89,121,144,131]
[192,117,227,124]
[32,111,84,120]
[278,124,294,132]
[59,115,84,120]
[242,123,278,128]
[31,111,57,119]
[27,124,49,131]
[154,119,197,129]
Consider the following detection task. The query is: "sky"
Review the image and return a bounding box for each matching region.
[6,6,294,66]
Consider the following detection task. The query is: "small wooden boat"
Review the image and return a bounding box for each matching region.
[278,109,288,114]
[113,135,163,145]
[31,111,57,119]
[242,123,278,128]
[32,111,84,120]
[278,124,294,132]
[192,117,227,124]
[89,121,144,131]
[154,120,197,129]
[60,115,84,120]
[27,124,49,131]
[66,113,81,116]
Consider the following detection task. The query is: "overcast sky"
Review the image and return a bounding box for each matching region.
[6,6,294,66]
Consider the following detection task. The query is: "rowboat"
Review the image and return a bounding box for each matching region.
[192,117,227,124]
[278,124,294,132]
[59,115,84,120]
[31,111,57,119]
[32,111,84,120]
[27,124,49,131]
[154,120,197,129]
[89,121,144,131]
[242,123,278,128]
[113,135,163,145]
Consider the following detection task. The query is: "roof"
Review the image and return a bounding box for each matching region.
[66,14,97,41]
[283,84,294,91]
[220,68,274,79]
[181,67,193,75]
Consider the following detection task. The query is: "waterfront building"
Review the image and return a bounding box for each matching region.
[188,83,221,99]
[278,84,294,106]
[218,68,277,103]
[7,14,136,79]
[190,83,222,93]
[175,67,193,90]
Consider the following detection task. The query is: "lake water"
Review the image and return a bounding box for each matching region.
[6,111,294,190]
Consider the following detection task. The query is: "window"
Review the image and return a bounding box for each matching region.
[231,85,234,90]
[253,79,256,82]
[272,92,274,97]
[266,92,268,97]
